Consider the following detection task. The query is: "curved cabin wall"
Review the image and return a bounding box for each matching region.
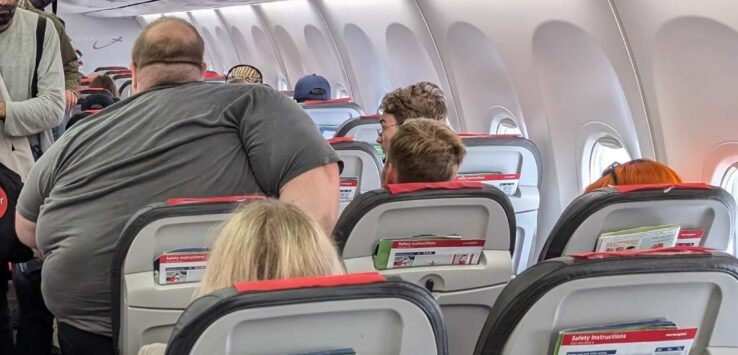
[61,0,738,253]
[615,0,738,186]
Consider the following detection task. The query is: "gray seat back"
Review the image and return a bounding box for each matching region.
[112,73,132,91]
[329,138,383,213]
[79,88,113,99]
[333,183,516,355]
[165,273,448,355]
[300,99,364,133]
[459,135,542,273]
[540,184,737,261]
[335,115,382,148]
[111,196,263,355]
[119,81,132,99]
[475,248,738,355]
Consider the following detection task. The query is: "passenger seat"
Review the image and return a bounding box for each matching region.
[539,183,736,261]
[333,181,515,355]
[165,272,448,355]
[475,247,738,355]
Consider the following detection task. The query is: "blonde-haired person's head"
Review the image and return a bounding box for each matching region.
[584,159,683,193]
[383,118,466,185]
[193,199,346,298]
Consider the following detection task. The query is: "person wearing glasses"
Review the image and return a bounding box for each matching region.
[376,81,447,154]
[584,159,683,193]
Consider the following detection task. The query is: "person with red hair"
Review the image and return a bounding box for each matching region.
[585,159,683,193]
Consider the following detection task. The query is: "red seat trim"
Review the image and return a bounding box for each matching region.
[612,183,711,193]
[386,181,484,195]
[570,246,713,260]
[327,136,354,144]
[233,272,386,293]
[304,97,352,105]
[458,133,520,138]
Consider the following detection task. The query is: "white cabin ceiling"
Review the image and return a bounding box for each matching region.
[57,0,286,17]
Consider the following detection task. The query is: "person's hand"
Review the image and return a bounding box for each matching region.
[65,90,78,111]
[33,248,46,261]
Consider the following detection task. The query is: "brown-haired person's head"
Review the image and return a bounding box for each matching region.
[89,75,118,98]
[130,17,206,94]
[383,118,466,185]
[377,81,447,153]
[584,159,683,193]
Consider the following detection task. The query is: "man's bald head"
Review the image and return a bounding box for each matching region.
[130,17,206,92]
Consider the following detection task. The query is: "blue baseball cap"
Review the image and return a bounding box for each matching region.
[294,74,331,102]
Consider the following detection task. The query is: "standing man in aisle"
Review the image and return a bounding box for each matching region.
[16,17,339,355]
[0,0,65,354]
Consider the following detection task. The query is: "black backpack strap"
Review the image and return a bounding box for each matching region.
[30,16,46,160]
[31,15,46,98]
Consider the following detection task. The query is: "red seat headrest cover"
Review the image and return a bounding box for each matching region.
[233,272,386,293]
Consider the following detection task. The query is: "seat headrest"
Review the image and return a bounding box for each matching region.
[327,136,354,144]
[93,66,128,72]
[460,135,543,188]
[334,185,515,254]
[458,133,520,138]
[203,71,224,79]
[80,88,113,96]
[304,97,352,105]
[569,246,713,260]
[104,71,130,77]
[386,181,484,195]
[610,182,711,193]
[335,116,380,139]
[474,248,738,355]
[81,93,114,111]
[233,272,386,293]
[540,184,735,261]
[166,274,447,355]
[166,195,265,206]
[111,195,265,346]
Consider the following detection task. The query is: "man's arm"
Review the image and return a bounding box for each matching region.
[3,18,64,136]
[16,212,37,250]
[15,139,60,256]
[55,15,81,109]
[237,86,342,234]
[280,163,340,234]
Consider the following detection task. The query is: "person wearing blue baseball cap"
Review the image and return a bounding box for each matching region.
[293,74,331,102]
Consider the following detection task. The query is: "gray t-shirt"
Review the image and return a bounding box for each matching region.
[18,82,339,336]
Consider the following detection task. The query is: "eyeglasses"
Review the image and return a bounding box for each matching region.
[601,162,621,185]
[377,123,399,137]
[600,159,646,185]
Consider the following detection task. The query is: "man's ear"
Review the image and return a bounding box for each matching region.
[130,61,138,94]
[382,162,398,186]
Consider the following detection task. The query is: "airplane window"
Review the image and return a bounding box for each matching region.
[277,74,289,91]
[720,165,738,255]
[588,136,631,185]
[495,118,522,136]
[334,81,349,99]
